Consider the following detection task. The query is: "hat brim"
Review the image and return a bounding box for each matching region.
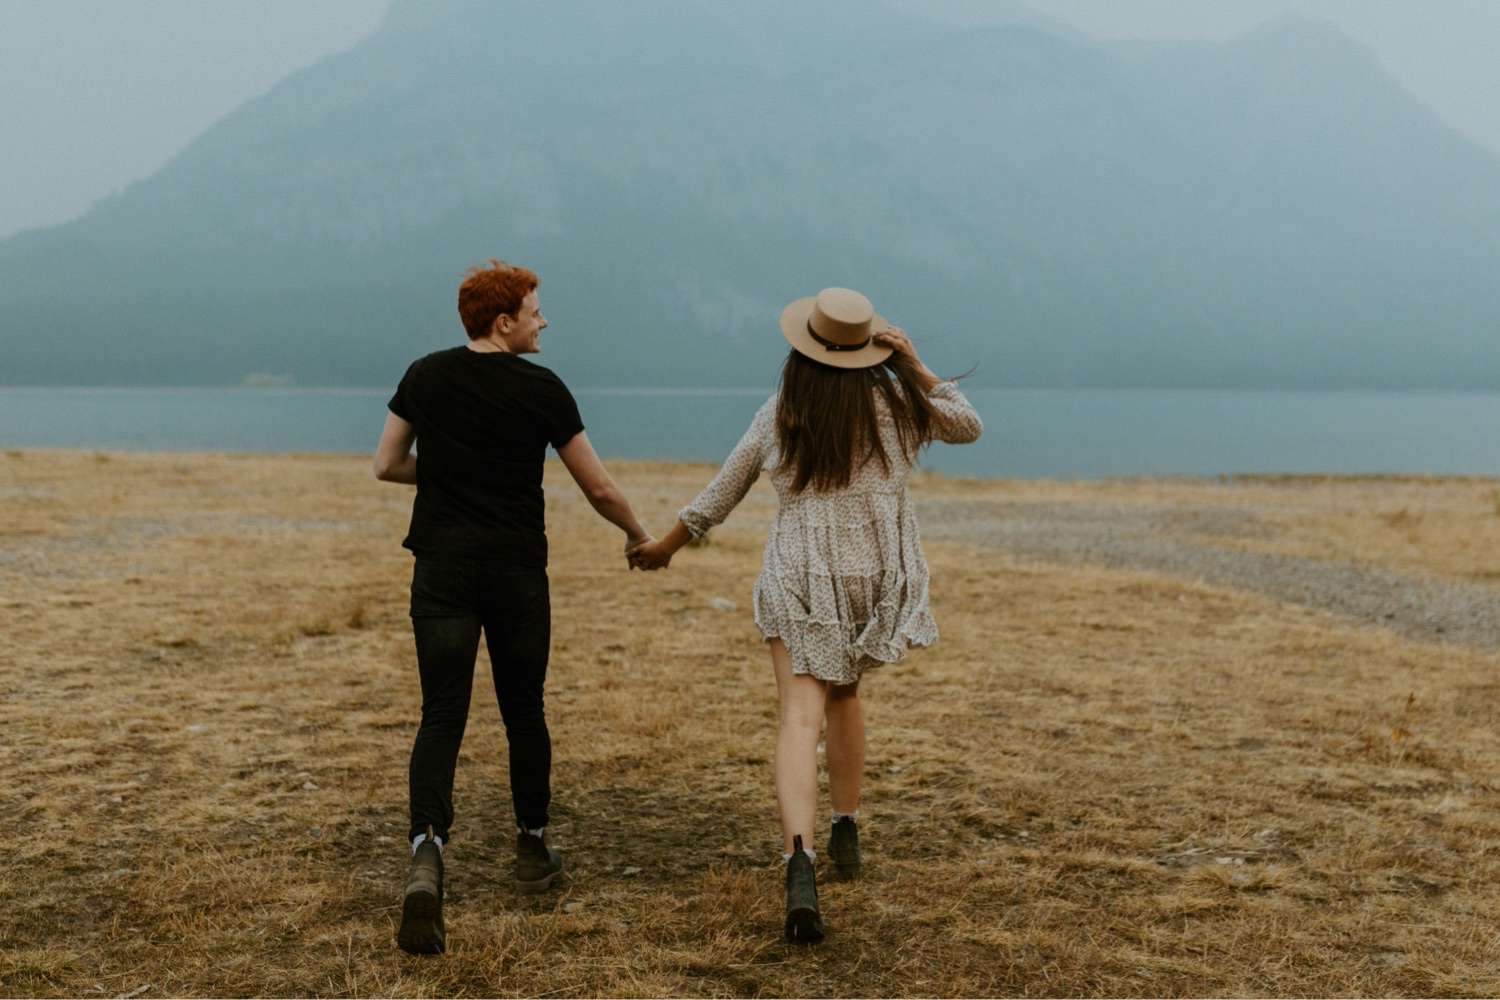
[779,297,895,369]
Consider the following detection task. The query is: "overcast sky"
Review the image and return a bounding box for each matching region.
[2,0,1497,240]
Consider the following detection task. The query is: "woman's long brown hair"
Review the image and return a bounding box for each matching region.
[775,349,941,494]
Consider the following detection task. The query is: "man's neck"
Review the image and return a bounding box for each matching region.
[466,334,510,354]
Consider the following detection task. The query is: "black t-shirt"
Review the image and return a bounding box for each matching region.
[388,346,584,566]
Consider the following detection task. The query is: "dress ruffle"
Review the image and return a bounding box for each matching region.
[753,497,938,684]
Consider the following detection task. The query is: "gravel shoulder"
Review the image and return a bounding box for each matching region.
[917,497,1500,652]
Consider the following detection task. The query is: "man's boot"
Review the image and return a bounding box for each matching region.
[396,827,445,954]
[516,828,563,892]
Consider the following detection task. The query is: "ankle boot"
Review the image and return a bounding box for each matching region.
[396,827,445,954]
[783,835,825,942]
[826,816,862,879]
[515,829,564,892]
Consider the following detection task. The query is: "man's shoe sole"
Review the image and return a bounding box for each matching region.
[516,859,563,893]
[396,883,445,955]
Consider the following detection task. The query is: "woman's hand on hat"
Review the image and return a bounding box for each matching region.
[874,325,912,355]
[874,325,941,388]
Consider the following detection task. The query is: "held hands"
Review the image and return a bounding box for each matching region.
[625,520,692,571]
[624,534,657,571]
[627,530,663,569]
[626,537,674,571]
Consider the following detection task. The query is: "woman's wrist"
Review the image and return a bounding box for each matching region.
[662,520,693,554]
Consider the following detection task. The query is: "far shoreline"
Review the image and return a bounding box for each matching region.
[5,387,1500,481]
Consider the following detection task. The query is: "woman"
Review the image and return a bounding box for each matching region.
[629,287,981,941]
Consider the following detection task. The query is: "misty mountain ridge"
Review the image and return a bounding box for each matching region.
[2,0,1498,389]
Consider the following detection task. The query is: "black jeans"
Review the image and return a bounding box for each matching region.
[407,555,552,844]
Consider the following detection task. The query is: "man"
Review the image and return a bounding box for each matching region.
[374,259,652,955]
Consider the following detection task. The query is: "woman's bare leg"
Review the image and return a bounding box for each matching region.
[770,638,827,855]
[823,679,864,816]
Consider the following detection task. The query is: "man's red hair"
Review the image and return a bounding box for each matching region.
[457,259,539,339]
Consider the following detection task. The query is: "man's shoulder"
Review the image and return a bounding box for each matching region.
[401,345,466,376]
[404,348,572,397]
[507,356,575,397]
[415,345,472,366]
[508,354,562,379]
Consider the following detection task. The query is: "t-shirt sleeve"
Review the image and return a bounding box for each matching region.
[541,374,586,449]
[388,359,421,422]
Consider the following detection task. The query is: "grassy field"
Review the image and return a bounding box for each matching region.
[2,449,1499,998]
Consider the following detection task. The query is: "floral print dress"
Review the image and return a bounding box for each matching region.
[678,381,982,684]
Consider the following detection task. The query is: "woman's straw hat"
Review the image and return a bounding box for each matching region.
[779,287,894,369]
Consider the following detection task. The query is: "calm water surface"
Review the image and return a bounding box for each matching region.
[1,386,1497,480]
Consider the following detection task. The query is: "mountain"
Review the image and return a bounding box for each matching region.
[2,0,1498,389]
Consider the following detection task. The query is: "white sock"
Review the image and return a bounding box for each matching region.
[831,811,858,824]
[412,832,444,855]
[517,825,545,838]
[782,848,817,862]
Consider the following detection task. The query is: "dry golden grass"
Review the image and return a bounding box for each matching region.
[2,450,1499,998]
[935,472,1500,585]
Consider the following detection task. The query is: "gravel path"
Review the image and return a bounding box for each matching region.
[918,499,1500,652]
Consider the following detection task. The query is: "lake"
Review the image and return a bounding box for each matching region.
[1,386,1498,480]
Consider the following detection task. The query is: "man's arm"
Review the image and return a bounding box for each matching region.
[373,411,418,484]
[555,431,651,550]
